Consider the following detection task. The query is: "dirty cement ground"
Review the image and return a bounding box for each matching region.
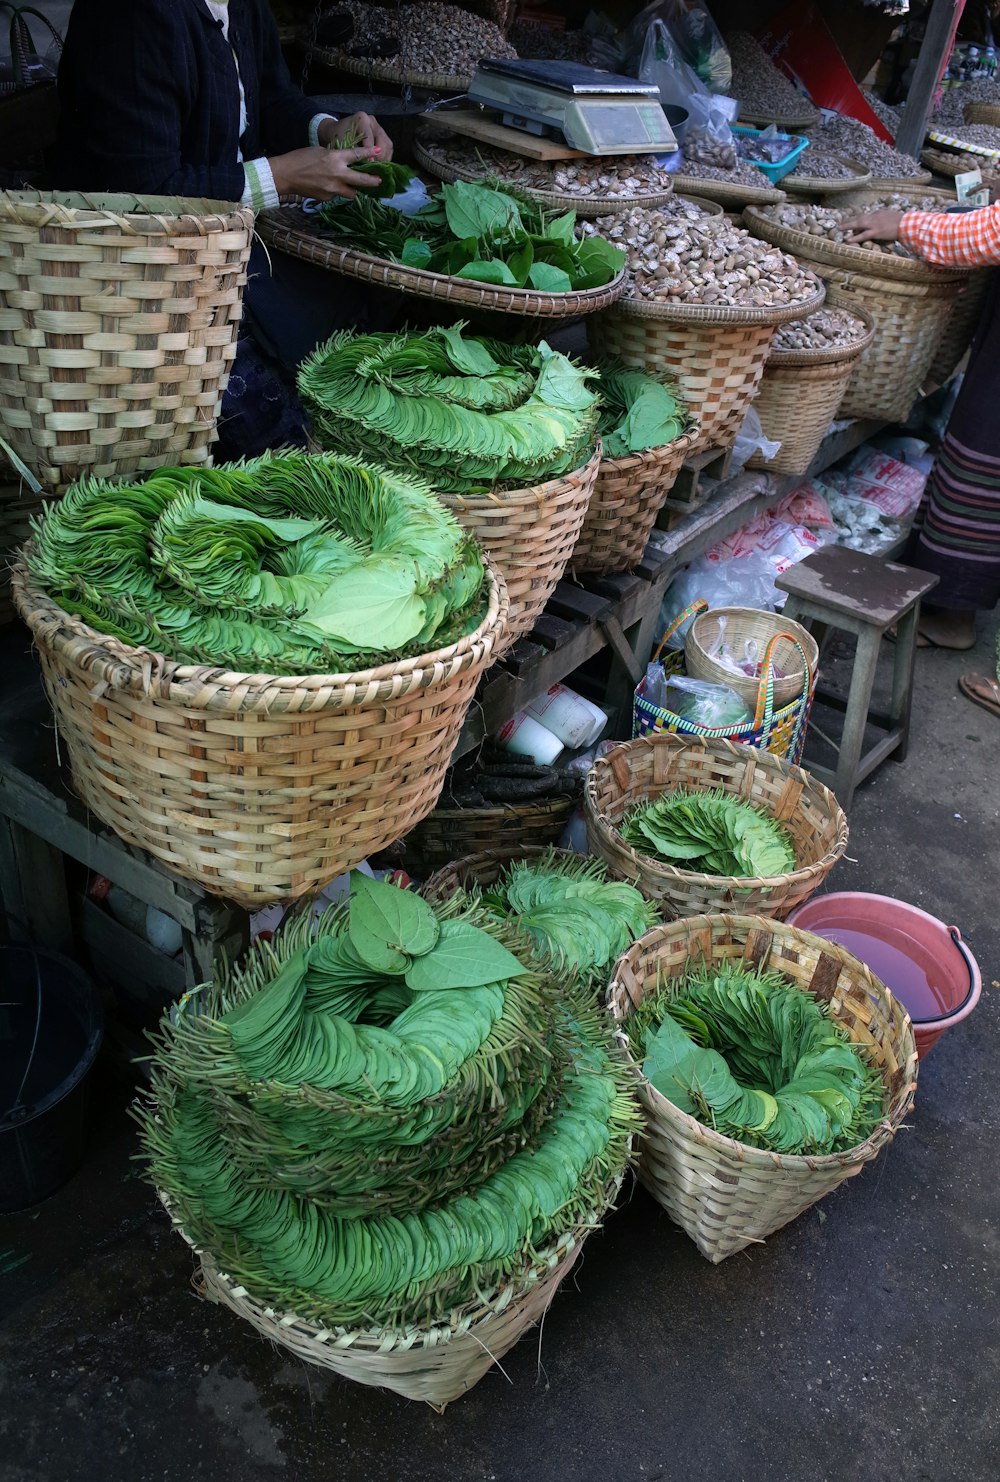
[1,628,998,1482]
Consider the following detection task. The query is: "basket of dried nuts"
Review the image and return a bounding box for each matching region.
[588,208,824,452]
[744,198,967,422]
[413,133,677,216]
[782,153,872,197]
[307,0,516,91]
[748,293,875,475]
[728,32,820,131]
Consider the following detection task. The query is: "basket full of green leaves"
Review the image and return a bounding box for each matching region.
[571,366,699,576]
[422,845,659,989]
[300,325,602,642]
[584,733,848,920]
[12,451,508,907]
[608,912,917,1261]
[259,177,627,317]
[139,874,638,1405]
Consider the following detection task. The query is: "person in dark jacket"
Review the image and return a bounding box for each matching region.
[54,0,397,457]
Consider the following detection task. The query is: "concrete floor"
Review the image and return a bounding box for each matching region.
[1,626,998,1482]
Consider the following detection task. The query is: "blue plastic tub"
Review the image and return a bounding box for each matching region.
[733,124,809,184]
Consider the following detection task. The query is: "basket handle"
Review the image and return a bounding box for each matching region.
[653,599,708,662]
[753,633,815,747]
[9,5,63,84]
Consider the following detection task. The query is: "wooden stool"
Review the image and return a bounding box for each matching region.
[776,546,938,809]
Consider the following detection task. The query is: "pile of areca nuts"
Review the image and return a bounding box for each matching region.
[585,208,820,308]
[322,0,515,76]
[417,134,675,200]
[762,202,922,256]
[772,304,869,352]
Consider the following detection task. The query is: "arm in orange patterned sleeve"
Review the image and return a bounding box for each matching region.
[898,203,1000,268]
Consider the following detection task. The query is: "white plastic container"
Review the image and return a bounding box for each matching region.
[525,684,607,750]
[495,710,564,766]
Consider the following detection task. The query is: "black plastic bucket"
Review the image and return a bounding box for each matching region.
[1,945,104,1212]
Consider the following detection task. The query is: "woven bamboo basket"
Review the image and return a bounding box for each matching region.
[422,842,580,903]
[865,170,934,189]
[413,136,676,218]
[746,296,876,475]
[607,913,918,1262]
[174,1207,592,1408]
[686,607,819,709]
[584,734,848,920]
[258,206,627,319]
[406,796,575,873]
[668,171,786,211]
[11,559,509,908]
[927,127,1000,162]
[0,191,251,492]
[920,146,981,178]
[927,267,991,384]
[570,425,699,576]
[825,184,960,213]
[965,102,1000,128]
[0,479,43,625]
[782,156,872,196]
[589,283,825,453]
[738,106,821,132]
[743,205,964,422]
[304,44,473,93]
[440,448,600,644]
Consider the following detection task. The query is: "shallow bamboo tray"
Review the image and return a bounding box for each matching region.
[668,171,786,211]
[413,136,676,218]
[747,294,875,474]
[584,733,847,920]
[920,146,980,178]
[570,425,699,576]
[12,558,509,907]
[783,155,872,196]
[305,44,473,93]
[607,912,917,1262]
[0,191,251,492]
[738,106,821,132]
[589,282,825,452]
[258,205,627,318]
[440,448,600,644]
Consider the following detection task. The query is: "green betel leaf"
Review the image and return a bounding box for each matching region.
[438,325,500,376]
[188,497,326,543]
[298,555,426,648]
[348,872,440,973]
[528,261,573,293]
[405,919,528,992]
[401,237,433,268]
[543,210,577,246]
[442,180,523,241]
[454,259,519,285]
[506,239,534,287]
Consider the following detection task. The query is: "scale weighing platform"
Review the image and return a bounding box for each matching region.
[465,58,677,156]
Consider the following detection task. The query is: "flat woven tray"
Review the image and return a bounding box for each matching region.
[738,105,821,132]
[783,155,873,195]
[669,170,786,210]
[866,170,934,189]
[742,204,966,285]
[258,205,628,317]
[413,137,676,217]
[921,146,980,178]
[306,44,472,93]
[609,276,826,327]
[927,127,1000,162]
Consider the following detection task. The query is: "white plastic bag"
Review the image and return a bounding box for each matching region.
[657,551,778,647]
[638,17,704,111]
[730,406,781,471]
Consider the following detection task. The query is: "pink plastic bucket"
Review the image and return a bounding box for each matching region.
[788,892,981,1058]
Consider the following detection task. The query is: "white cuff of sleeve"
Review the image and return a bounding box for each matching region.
[241,157,280,212]
[309,112,338,147]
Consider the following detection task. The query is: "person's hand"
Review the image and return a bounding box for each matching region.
[318,112,394,161]
[842,209,904,244]
[268,145,382,200]
[979,170,1000,202]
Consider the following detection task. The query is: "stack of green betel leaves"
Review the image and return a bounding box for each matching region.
[595,367,690,460]
[139,874,636,1332]
[631,964,884,1156]
[300,326,599,495]
[622,790,797,878]
[24,452,486,673]
[314,178,625,292]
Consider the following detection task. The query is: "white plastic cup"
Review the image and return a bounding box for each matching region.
[495,709,564,766]
[525,683,608,749]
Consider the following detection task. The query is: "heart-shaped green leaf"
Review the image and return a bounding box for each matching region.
[404,920,528,992]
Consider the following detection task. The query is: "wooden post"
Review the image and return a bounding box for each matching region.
[895,0,967,158]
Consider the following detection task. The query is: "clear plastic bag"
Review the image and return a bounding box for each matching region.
[730,406,781,471]
[664,675,752,727]
[637,17,704,111]
[656,0,731,93]
[658,553,778,647]
[683,92,739,169]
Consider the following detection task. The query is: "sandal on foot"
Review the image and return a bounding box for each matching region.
[958,670,1000,719]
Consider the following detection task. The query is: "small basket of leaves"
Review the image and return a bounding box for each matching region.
[608,912,917,1261]
[570,366,700,577]
[584,733,848,920]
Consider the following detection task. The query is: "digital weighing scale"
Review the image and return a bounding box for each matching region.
[466,59,678,156]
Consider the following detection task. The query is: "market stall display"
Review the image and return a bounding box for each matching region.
[305,0,516,92]
[744,200,966,422]
[920,145,981,178]
[584,734,847,920]
[589,211,824,451]
[413,134,676,215]
[608,913,917,1262]
[783,153,872,195]
[748,299,876,475]
[141,879,637,1404]
[926,121,1000,159]
[0,192,252,493]
[13,453,509,906]
[812,115,932,184]
[728,32,819,130]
